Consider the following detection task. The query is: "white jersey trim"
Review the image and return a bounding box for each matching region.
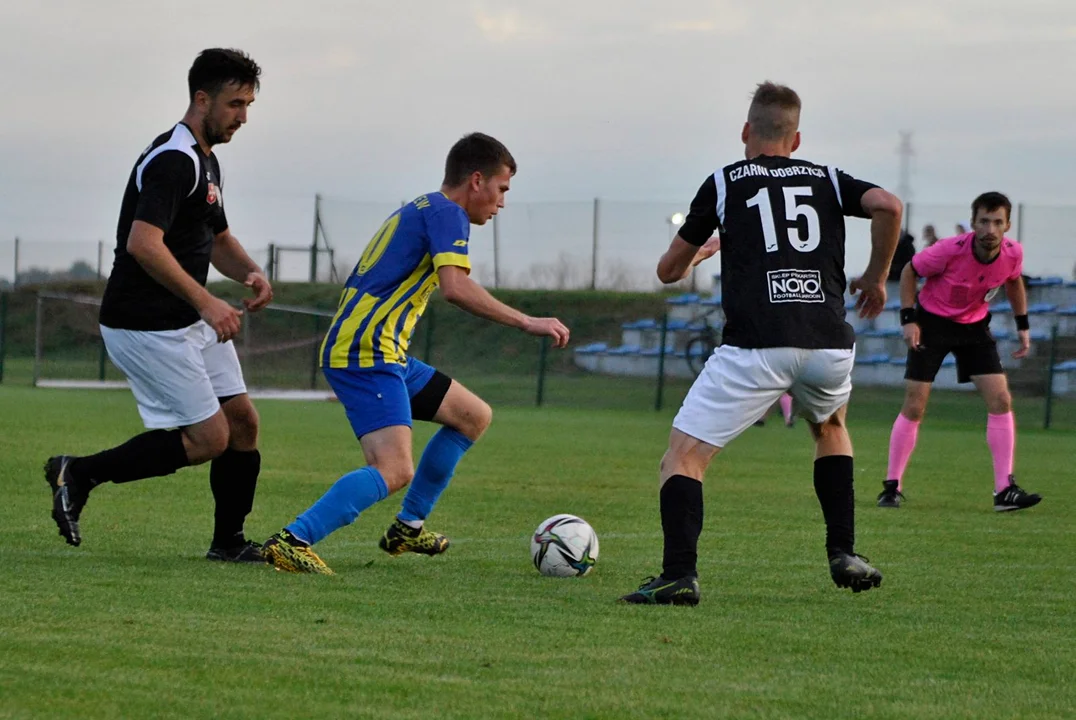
[135,124,200,198]
[826,166,843,210]
[714,170,728,226]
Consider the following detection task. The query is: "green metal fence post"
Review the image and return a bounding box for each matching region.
[310,314,321,390]
[1044,324,1058,430]
[655,311,669,411]
[97,334,107,381]
[0,293,7,384]
[536,336,549,407]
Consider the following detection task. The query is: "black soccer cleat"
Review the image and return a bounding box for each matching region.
[44,455,91,547]
[829,552,883,593]
[618,575,700,606]
[994,478,1042,512]
[877,480,904,509]
[206,539,268,564]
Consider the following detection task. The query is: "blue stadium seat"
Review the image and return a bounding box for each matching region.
[857,353,890,364]
[666,294,700,305]
[620,319,657,330]
[640,346,675,357]
[858,328,902,338]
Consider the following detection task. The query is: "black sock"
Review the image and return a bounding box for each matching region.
[813,455,855,557]
[209,448,261,548]
[69,429,189,485]
[660,475,704,580]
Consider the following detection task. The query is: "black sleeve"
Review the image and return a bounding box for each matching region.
[677,175,720,247]
[210,156,229,235]
[835,169,879,219]
[134,151,195,233]
[211,197,229,236]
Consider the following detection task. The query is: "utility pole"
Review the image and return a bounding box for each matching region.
[896,131,914,203]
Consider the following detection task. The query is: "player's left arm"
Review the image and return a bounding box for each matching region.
[212,228,273,312]
[657,175,720,284]
[429,205,570,348]
[1005,270,1030,359]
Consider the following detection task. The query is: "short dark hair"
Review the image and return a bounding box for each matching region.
[443,133,517,187]
[188,48,261,101]
[747,81,802,140]
[971,191,1012,222]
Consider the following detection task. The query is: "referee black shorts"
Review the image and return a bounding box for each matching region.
[905,307,1004,384]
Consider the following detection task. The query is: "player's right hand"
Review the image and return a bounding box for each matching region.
[523,316,570,348]
[199,295,244,343]
[902,322,922,350]
[691,236,721,266]
[849,276,886,319]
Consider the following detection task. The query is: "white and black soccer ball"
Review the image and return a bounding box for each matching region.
[530,514,599,577]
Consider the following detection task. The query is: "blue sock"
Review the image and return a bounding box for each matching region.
[287,466,388,545]
[399,427,474,524]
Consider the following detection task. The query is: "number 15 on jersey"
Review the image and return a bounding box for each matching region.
[746,186,820,253]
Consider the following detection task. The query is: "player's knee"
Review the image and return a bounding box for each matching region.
[988,389,1012,414]
[377,462,415,493]
[468,399,493,440]
[185,419,230,464]
[902,392,928,421]
[225,400,260,449]
[659,446,708,482]
[902,402,926,422]
[810,411,845,441]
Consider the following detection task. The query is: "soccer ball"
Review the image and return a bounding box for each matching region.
[530,514,599,577]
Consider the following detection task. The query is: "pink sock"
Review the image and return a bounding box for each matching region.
[779,394,793,424]
[987,412,1015,493]
[886,414,920,492]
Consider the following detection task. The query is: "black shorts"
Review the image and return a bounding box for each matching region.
[410,369,453,422]
[905,307,1003,384]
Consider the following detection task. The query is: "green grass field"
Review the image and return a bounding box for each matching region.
[1,385,1073,719]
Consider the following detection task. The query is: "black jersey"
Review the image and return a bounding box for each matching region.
[99,123,228,331]
[679,155,878,350]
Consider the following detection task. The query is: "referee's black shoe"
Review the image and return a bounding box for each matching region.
[44,455,91,547]
[994,478,1042,512]
[876,480,904,508]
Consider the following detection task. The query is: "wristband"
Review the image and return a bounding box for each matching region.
[1015,314,1030,331]
[900,308,916,325]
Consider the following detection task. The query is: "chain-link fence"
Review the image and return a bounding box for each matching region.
[3,287,1075,431]
[4,199,1076,292]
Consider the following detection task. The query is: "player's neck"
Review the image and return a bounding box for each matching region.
[744,142,791,160]
[440,185,467,209]
[180,112,214,155]
[973,240,1001,263]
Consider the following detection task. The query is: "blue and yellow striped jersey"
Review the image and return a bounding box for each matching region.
[320,192,471,369]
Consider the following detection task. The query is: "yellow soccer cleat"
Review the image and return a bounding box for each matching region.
[378,519,450,557]
[263,530,335,575]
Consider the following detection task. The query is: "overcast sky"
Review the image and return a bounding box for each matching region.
[2,0,1074,272]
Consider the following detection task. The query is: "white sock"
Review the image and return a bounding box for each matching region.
[399,517,423,530]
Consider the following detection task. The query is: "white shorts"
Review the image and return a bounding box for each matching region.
[100,320,247,430]
[672,345,854,449]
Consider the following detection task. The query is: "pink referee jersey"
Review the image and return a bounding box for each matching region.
[911,232,1023,324]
